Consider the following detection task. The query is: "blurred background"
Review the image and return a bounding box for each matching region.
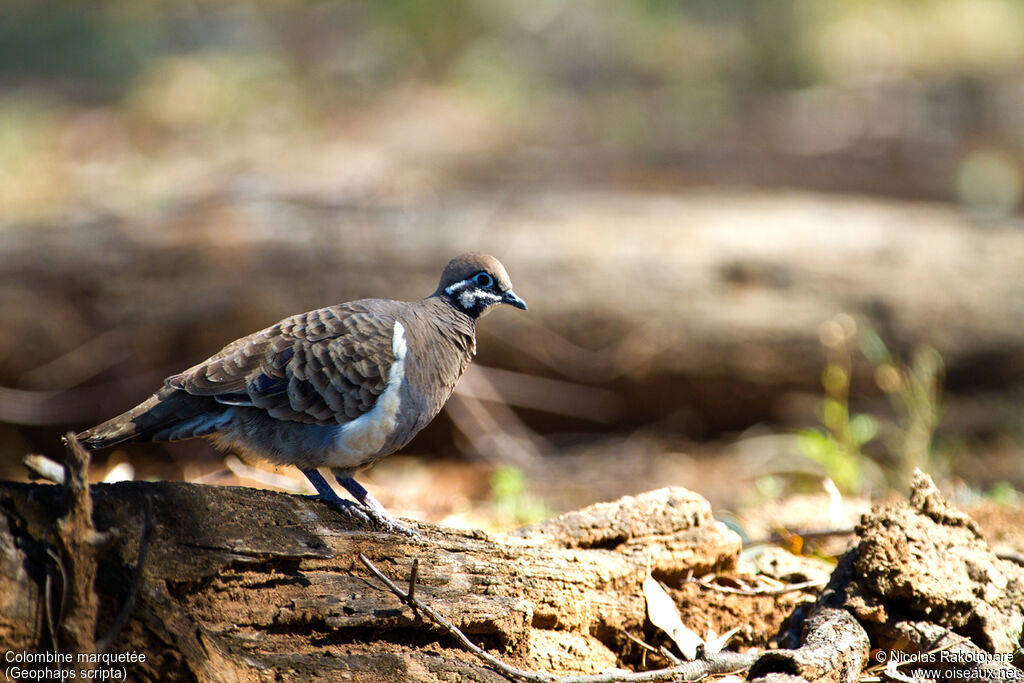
[2,0,1023,533]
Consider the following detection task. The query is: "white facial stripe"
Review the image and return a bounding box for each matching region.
[445,280,469,296]
[459,289,501,309]
[446,279,502,310]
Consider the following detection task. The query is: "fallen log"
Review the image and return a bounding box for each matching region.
[0,468,741,682]
[7,440,1022,683]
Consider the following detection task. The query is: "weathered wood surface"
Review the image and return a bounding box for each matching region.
[0,481,740,682]
[3,466,1024,682]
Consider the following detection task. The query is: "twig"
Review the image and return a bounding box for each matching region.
[658,646,684,666]
[997,552,1024,567]
[97,498,153,652]
[743,527,855,549]
[359,553,549,682]
[693,576,826,596]
[407,557,419,606]
[619,630,656,671]
[44,545,66,649]
[24,454,67,484]
[620,630,657,654]
[880,660,919,683]
[44,561,57,648]
[358,553,759,683]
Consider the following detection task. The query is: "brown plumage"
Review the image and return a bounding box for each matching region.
[78,253,527,535]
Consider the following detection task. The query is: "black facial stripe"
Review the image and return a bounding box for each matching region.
[444,280,503,313]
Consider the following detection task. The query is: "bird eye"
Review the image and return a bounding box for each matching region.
[473,272,494,288]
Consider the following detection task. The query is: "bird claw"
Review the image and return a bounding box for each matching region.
[314,495,419,537]
[368,512,419,538]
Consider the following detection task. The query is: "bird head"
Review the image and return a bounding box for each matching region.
[435,253,528,318]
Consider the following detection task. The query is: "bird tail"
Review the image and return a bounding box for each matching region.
[76,387,225,450]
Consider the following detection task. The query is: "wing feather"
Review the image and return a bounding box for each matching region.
[167,303,398,426]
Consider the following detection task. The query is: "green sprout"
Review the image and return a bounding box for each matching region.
[798,314,946,494]
[489,465,548,526]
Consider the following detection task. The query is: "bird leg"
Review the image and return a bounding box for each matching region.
[301,468,374,527]
[300,468,417,537]
[333,469,418,537]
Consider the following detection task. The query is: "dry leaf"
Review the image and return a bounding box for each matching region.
[642,570,703,660]
[703,626,740,655]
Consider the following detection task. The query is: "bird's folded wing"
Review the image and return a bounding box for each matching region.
[166,307,397,426]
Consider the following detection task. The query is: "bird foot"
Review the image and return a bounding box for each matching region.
[313,494,418,537]
[362,506,419,537]
[302,468,419,536]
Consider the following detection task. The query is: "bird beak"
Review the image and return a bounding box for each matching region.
[501,290,528,310]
